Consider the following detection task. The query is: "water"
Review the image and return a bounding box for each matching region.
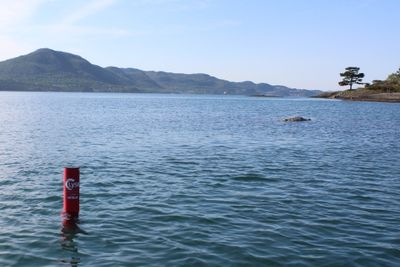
[0,92,399,266]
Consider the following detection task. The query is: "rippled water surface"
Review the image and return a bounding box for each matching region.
[0,92,399,266]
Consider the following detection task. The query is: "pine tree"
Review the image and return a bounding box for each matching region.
[339,67,365,90]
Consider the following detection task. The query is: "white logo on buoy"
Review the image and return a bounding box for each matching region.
[65,178,79,190]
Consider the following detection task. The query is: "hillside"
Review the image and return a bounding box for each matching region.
[0,48,321,96]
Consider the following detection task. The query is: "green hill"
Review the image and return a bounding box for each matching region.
[0,48,321,96]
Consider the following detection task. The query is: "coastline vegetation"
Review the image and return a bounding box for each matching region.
[317,67,400,102]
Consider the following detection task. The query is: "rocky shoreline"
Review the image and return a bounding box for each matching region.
[315,90,400,103]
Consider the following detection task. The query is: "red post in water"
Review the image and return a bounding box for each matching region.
[63,167,80,218]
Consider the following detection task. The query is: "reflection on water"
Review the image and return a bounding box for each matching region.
[60,216,84,267]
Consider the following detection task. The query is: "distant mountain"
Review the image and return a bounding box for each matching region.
[0,48,321,96]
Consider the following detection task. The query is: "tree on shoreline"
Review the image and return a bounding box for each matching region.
[369,67,400,93]
[339,67,365,90]
[387,67,400,83]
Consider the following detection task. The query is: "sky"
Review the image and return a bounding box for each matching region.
[0,0,399,91]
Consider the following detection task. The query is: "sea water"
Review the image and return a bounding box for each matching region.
[0,92,399,266]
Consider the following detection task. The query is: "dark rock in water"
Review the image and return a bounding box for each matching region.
[284,116,311,122]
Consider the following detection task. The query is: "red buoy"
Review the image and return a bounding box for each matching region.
[63,167,80,218]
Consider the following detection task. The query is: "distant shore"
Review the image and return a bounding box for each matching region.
[250,94,279,97]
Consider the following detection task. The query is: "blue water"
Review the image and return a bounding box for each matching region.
[0,92,399,266]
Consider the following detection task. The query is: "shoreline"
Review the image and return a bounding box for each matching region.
[315,91,400,103]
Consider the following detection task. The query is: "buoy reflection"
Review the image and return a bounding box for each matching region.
[60,214,86,266]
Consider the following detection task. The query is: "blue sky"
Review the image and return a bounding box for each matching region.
[0,0,399,90]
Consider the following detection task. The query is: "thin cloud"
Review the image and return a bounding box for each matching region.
[61,0,117,25]
[0,0,46,30]
[46,0,131,38]
[43,24,131,37]
[0,0,47,60]
[131,0,210,11]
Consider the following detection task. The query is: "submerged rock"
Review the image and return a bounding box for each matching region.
[284,116,311,122]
